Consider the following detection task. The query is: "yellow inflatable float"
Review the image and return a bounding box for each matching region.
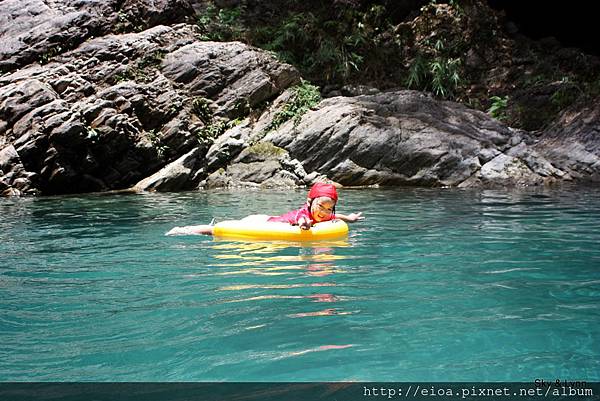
[212,219,349,241]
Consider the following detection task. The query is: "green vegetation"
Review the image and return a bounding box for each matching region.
[39,46,63,64]
[113,50,166,84]
[191,97,213,123]
[190,97,222,144]
[195,121,227,144]
[268,80,321,131]
[406,40,462,99]
[587,77,600,99]
[147,129,169,158]
[194,119,243,145]
[114,68,148,83]
[85,127,99,143]
[513,68,597,129]
[550,88,578,109]
[549,78,580,109]
[190,97,242,144]
[115,10,145,33]
[487,95,509,121]
[196,2,401,85]
[197,4,245,41]
[245,142,286,158]
[138,50,167,69]
[193,0,600,130]
[193,1,473,97]
[259,11,365,81]
[523,73,548,88]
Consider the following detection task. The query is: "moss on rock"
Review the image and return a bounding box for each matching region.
[244,141,286,159]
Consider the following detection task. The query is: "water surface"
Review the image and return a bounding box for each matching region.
[1,187,599,381]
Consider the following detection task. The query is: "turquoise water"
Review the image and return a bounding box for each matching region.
[1,187,600,381]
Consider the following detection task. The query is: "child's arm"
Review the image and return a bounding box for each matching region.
[298,216,312,230]
[335,212,364,223]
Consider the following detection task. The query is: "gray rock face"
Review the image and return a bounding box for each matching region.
[162,41,298,117]
[133,147,203,192]
[0,145,39,196]
[1,0,598,195]
[0,0,193,73]
[200,141,314,189]
[263,90,572,187]
[194,90,326,190]
[0,23,299,195]
[535,101,600,182]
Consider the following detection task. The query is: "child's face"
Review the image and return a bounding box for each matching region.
[309,196,336,222]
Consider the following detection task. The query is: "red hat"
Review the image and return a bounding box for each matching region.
[308,182,338,202]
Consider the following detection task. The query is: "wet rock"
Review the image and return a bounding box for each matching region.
[459,153,545,187]
[133,148,203,191]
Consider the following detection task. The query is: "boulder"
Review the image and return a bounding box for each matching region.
[204,121,252,171]
[200,141,311,189]
[535,100,600,182]
[0,0,193,73]
[0,145,39,196]
[263,90,570,187]
[0,24,299,195]
[161,40,299,117]
[133,147,203,191]
[459,153,545,187]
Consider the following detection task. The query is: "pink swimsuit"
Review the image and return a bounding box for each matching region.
[268,206,335,225]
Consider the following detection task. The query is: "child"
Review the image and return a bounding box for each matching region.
[166,182,364,235]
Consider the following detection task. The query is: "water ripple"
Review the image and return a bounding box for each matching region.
[1,187,600,381]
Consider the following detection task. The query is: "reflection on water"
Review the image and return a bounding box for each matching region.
[210,239,351,251]
[208,240,348,274]
[208,240,354,319]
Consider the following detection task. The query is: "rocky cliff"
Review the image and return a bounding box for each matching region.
[1,0,598,196]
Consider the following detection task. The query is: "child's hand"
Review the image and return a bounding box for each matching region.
[345,212,364,222]
[298,216,312,230]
